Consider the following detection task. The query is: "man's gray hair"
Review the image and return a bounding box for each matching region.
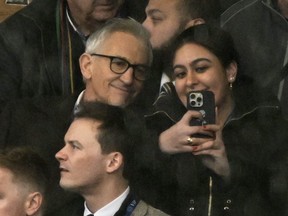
[85,18,153,65]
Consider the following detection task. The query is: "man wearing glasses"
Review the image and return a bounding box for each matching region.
[76,19,152,108]
[0,18,153,216]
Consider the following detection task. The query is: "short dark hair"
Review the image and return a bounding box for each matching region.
[0,147,50,196]
[74,102,142,179]
[171,23,239,69]
[179,0,221,22]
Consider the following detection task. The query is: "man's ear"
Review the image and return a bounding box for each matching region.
[185,18,205,29]
[79,53,93,80]
[25,192,43,216]
[106,152,124,173]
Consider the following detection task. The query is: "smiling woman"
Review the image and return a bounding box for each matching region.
[140,23,288,216]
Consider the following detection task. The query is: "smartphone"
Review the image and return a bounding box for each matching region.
[187,91,216,127]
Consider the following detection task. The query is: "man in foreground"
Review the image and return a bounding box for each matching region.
[55,102,169,215]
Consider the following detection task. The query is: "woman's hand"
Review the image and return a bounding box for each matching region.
[192,125,230,181]
[159,110,214,154]
[159,110,230,181]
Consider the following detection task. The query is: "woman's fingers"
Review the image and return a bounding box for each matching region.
[182,110,203,124]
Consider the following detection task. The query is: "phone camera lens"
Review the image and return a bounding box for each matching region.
[190,101,196,106]
[197,97,202,102]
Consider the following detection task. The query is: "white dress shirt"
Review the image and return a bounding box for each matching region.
[83,187,130,216]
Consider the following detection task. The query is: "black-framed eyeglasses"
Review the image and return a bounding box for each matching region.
[90,53,151,81]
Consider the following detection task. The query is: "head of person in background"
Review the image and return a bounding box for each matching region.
[79,18,153,107]
[0,147,50,216]
[142,0,221,51]
[67,0,126,35]
[55,102,167,215]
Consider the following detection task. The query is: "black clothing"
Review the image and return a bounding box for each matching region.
[220,0,241,13]
[0,0,128,113]
[221,0,288,119]
[138,82,288,216]
[0,0,85,112]
[53,192,139,216]
[0,95,79,216]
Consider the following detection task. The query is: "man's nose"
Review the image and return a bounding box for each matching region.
[119,67,134,84]
[55,148,67,161]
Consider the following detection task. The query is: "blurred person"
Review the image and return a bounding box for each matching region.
[221,0,288,119]
[0,18,152,216]
[55,102,169,216]
[219,0,241,13]
[141,24,288,216]
[0,147,50,216]
[0,0,125,113]
[142,0,220,50]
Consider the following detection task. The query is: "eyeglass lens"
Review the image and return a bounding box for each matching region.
[110,57,148,81]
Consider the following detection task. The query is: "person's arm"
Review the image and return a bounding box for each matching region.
[159,110,230,180]
[0,101,13,149]
[159,110,213,153]
[193,124,230,182]
[0,34,22,113]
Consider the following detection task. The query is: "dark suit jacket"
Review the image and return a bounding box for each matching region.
[51,191,170,216]
[0,95,82,216]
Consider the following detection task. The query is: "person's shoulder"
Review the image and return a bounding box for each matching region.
[0,0,58,30]
[132,200,170,216]
[45,195,84,216]
[221,0,262,25]
[145,82,186,123]
[1,95,77,117]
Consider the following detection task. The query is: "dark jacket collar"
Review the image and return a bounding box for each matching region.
[145,82,281,127]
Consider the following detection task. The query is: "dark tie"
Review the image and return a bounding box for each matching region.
[87,214,94,216]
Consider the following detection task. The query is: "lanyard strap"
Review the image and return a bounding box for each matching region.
[56,0,74,94]
[124,199,138,216]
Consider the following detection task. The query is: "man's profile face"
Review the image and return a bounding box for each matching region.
[81,32,150,107]
[142,0,187,50]
[56,119,108,193]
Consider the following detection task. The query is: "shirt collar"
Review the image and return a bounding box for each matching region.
[83,187,130,216]
[66,7,88,43]
[73,90,85,114]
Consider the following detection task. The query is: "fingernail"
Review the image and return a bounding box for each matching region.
[192,146,198,151]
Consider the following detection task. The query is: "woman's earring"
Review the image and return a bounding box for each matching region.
[229,77,234,89]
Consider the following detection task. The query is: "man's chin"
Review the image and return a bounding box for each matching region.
[109,100,130,108]
[59,180,78,192]
[91,10,118,22]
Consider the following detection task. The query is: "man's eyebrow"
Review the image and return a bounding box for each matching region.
[67,140,82,148]
[146,9,163,16]
[112,55,129,62]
